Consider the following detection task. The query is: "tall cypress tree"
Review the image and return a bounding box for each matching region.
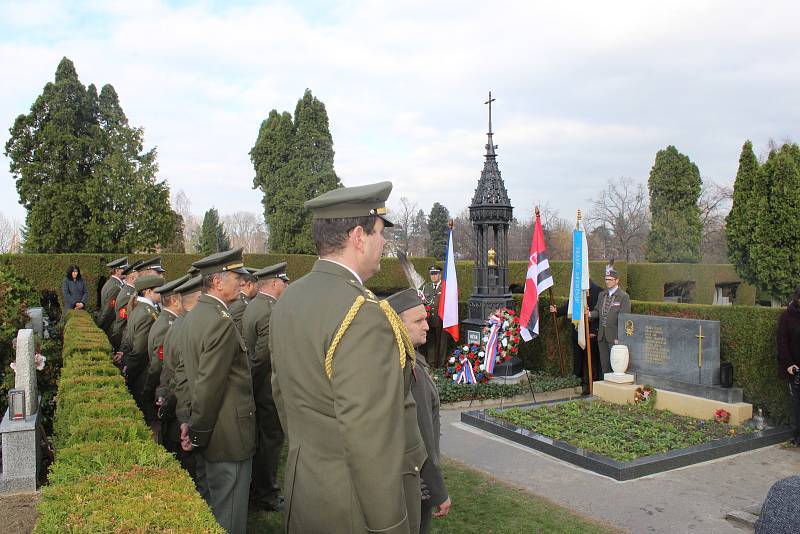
[199,208,229,255]
[5,57,174,253]
[726,141,760,282]
[251,90,341,254]
[645,146,703,263]
[748,144,800,300]
[427,203,450,260]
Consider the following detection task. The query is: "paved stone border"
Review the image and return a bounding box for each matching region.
[442,386,582,410]
[461,399,795,481]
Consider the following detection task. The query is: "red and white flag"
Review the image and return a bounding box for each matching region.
[520,209,554,341]
[438,228,459,342]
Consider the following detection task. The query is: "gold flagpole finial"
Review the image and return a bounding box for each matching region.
[576,209,582,229]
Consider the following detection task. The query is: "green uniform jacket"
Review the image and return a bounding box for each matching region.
[420,282,442,329]
[591,287,632,343]
[144,309,176,407]
[242,292,275,409]
[270,260,426,534]
[228,292,249,333]
[111,283,135,349]
[173,294,256,463]
[159,314,185,419]
[122,300,159,381]
[98,276,123,333]
[411,353,448,507]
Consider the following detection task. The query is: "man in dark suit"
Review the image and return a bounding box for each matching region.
[590,268,631,374]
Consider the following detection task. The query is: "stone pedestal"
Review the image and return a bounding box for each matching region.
[0,402,41,493]
[604,372,634,384]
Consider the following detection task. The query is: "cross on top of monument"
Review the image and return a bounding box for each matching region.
[484,91,498,156]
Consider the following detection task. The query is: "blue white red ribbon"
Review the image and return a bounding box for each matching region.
[483,313,502,374]
[454,354,477,384]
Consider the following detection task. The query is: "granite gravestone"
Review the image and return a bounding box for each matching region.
[617,313,741,403]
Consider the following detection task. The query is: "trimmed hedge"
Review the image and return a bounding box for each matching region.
[627,263,757,305]
[35,310,223,533]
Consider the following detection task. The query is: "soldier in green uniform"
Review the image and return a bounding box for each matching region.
[98,256,127,337]
[142,274,189,433]
[387,289,452,534]
[111,259,143,351]
[229,267,258,332]
[174,248,254,534]
[421,266,446,367]
[113,257,166,359]
[270,181,426,534]
[121,274,164,419]
[243,262,289,512]
[157,274,202,479]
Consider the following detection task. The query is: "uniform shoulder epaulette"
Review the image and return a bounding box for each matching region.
[216,304,231,320]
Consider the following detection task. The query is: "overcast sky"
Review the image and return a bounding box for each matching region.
[1,0,798,228]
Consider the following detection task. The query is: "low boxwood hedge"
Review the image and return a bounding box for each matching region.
[35,310,222,533]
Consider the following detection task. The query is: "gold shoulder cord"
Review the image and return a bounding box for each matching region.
[325,296,366,380]
[324,296,416,380]
[379,300,416,371]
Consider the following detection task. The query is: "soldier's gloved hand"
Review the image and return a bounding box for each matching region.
[420,477,431,501]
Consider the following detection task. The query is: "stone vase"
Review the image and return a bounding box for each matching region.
[610,345,629,375]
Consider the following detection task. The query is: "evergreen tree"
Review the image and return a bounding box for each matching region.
[427,203,450,260]
[4,57,174,253]
[748,144,800,300]
[726,141,760,282]
[645,146,703,262]
[199,208,230,255]
[251,89,341,254]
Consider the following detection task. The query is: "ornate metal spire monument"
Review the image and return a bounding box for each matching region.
[464,92,518,377]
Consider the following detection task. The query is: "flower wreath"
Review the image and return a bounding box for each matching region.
[634,385,655,406]
[445,343,489,383]
[481,307,521,372]
[714,408,731,424]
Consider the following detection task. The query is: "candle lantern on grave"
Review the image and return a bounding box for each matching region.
[463,92,520,376]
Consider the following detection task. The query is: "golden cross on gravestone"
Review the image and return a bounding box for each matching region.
[696,325,705,383]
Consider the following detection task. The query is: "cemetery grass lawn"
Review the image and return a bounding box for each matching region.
[247,453,619,534]
[489,399,750,462]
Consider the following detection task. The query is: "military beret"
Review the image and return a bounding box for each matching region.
[122,259,145,276]
[155,275,190,296]
[386,288,425,315]
[254,262,289,281]
[137,256,166,273]
[429,266,442,274]
[135,274,164,293]
[304,181,394,227]
[106,256,128,269]
[192,248,250,276]
[174,275,202,295]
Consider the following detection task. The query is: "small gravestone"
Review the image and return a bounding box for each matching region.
[618,313,742,403]
[24,308,44,338]
[0,329,41,494]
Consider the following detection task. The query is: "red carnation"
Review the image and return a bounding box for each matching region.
[513,336,520,343]
[511,346,518,353]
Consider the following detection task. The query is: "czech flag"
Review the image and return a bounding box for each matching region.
[437,228,459,342]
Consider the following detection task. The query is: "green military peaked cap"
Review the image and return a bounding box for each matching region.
[122,259,145,276]
[386,288,425,315]
[106,256,128,269]
[254,261,289,281]
[429,265,441,274]
[155,275,190,296]
[135,275,164,293]
[137,256,166,273]
[174,275,202,294]
[192,247,250,276]
[304,181,394,227]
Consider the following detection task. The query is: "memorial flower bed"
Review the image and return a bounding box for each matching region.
[488,400,752,461]
[434,368,580,404]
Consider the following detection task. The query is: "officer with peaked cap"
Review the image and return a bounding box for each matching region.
[270,181,425,534]
[421,266,445,367]
[116,257,167,359]
[173,248,254,534]
[386,289,451,533]
[243,262,289,512]
[142,274,189,434]
[229,267,258,332]
[98,256,127,336]
[111,259,144,351]
[122,274,164,419]
[158,274,202,480]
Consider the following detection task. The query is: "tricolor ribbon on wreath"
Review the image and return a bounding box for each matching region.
[454,354,477,384]
[483,312,503,374]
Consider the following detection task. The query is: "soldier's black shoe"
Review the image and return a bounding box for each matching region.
[251,495,285,512]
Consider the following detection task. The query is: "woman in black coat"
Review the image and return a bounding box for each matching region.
[61,264,88,314]
[777,285,800,445]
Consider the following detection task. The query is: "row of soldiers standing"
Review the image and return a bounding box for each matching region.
[96,252,289,532]
[94,181,451,534]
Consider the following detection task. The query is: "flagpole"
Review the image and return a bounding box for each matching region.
[536,207,566,377]
[584,289,594,395]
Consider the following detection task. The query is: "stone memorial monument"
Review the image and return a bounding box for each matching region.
[464,92,518,377]
[0,329,42,494]
[618,313,743,403]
